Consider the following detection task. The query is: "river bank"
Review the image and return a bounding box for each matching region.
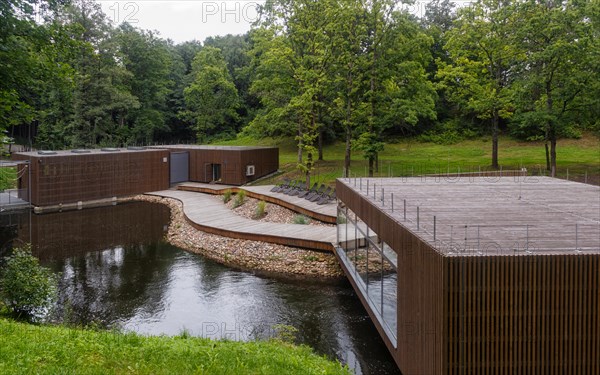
[132,195,345,279]
[0,317,350,374]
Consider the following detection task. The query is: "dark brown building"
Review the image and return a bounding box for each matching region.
[12,145,278,207]
[12,148,170,207]
[335,176,599,374]
[158,145,279,186]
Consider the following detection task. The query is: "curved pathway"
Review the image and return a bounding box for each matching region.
[176,182,337,223]
[146,189,337,251]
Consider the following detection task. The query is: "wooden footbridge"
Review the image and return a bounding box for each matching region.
[147,183,338,251]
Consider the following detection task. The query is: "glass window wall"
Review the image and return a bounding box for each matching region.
[337,204,397,346]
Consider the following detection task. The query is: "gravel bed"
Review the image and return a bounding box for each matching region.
[223,195,333,227]
[131,195,344,279]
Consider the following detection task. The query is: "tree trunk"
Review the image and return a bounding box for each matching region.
[318,127,323,161]
[546,80,555,176]
[343,66,354,178]
[297,128,303,164]
[344,126,351,178]
[550,137,557,177]
[491,110,499,169]
[306,152,312,190]
[545,141,550,172]
[369,157,374,177]
[375,153,379,173]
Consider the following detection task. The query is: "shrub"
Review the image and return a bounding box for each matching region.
[0,245,58,321]
[223,189,233,203]
[302,255,319,262]
[232,190,246,208]
[293,215,309,225]
[254,200,267,219]
[272,324,299,344]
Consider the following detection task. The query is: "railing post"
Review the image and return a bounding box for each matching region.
[433,216,436,241]
[575,223,578,250]
[417,206,420,230]
[373,183,376,200]
[477,225,480,253]
[526,224,529,252]
[464,225,468,251]
[391,193,394,212]
[381,188,385,206]
[403,200,406,221]
[366,180,369,195]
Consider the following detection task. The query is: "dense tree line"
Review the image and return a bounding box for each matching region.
[1,0,598,178]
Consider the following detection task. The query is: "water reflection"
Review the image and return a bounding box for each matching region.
[0,203,400,375]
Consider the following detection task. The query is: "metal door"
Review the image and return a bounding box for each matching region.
[170,152,189,184]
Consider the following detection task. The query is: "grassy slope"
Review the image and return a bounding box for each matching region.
[0,318,350,375]
[216,134,600,185]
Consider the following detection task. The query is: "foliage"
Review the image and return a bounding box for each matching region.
[437,0,518,168]
[182,46,240,143]
[222,189,233,203]
[272,324,299,344]
[254,200,267,219]
[232,189,246,208]
[0,245,57,321]
[0,318,350,374]
[508,0,597,175]
[293,215,310,225]
[0,167,17,191]
[0,0,597,177]
[418,119,479,145]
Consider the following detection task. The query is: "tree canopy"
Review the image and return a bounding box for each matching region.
[1,0,597,175]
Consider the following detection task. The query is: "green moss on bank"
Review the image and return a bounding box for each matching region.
[0,318,350,374]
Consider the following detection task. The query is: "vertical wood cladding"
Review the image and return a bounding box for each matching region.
[164,146,279,185]
[336,180,599,375]
[446,254,599,375]
[13,149,170,206]
[13,146,279,207]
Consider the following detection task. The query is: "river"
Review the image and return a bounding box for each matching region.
[0,201,399,374]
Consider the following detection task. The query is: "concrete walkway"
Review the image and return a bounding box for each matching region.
[146,189,337,251]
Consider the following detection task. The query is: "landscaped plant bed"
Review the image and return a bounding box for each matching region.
[223,195,333,227]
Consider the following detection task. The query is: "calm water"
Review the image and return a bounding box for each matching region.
[0,202,400,374]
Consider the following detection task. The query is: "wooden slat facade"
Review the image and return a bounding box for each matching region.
[336,179,600,374]
[159,146,279,186]
[12,146,279,207]
[12,149,170,207]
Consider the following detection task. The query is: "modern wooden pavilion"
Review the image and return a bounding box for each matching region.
[12,145,278,207]
[156,145,278,186]
[335,175,599,374]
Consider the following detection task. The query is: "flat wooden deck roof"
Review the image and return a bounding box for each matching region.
[338,176,600,255]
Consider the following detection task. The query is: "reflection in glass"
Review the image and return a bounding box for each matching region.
[336,205,398,346]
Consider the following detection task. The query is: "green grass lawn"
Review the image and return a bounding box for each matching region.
[0,166,17,191]
[216,134,600,185]
[0,318,350,375]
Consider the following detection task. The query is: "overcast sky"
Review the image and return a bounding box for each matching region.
[97,1,264,43]
[95,1,463,44]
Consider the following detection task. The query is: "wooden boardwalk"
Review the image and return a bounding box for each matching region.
[146,189,337,251]
[177,182,337,223]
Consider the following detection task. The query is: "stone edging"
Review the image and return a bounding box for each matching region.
[130,195,344,279]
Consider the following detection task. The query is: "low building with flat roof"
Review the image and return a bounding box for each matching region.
[335,175,599,374]
[11,145,279,207]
